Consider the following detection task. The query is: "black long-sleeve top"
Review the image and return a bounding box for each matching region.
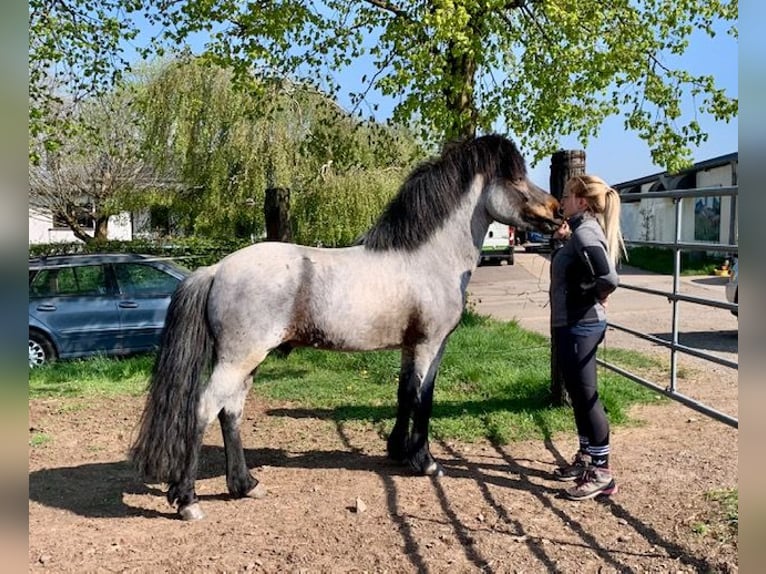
[549,213,619,328]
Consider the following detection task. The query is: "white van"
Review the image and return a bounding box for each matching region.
[479,222,515,265]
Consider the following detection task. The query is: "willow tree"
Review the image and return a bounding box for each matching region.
[137,57,423,241]
[137,59,274,237]
[140,0,738,172]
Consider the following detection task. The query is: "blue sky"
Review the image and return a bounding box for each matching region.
[130,13,738,188]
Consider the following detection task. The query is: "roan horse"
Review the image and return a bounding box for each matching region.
[130,134,561,520]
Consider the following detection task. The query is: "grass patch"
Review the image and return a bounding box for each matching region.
[29,432,51,447]
[626,246,727,276]
[599,346,663,371]
[691,488,738,543]
[29,312,661,445]
[598,345,680,384]
[29,355,154,398]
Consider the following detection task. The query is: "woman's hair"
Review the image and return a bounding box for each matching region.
[565,174,627,264]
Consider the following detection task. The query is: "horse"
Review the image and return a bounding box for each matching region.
[130,134,561,520]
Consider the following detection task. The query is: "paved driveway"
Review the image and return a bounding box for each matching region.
[467,250,738,365]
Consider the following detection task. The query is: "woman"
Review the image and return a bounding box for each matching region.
[549,174,626,501]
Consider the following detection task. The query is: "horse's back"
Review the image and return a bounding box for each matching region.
[207,242,418,352]
[210,242,325,304]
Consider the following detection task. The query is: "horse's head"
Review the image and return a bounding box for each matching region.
[485,177,562,233]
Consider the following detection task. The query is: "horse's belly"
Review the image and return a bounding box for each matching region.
[314,311,407,351]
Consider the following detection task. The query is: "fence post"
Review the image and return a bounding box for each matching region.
[548,150,586,406]
[263,187,292,242]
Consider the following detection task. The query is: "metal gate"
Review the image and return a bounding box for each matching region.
[598,185,738,428]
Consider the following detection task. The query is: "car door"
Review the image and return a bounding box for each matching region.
[29,264,122,357]
[113,262,182,352]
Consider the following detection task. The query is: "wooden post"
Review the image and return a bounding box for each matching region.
[548,150,586,407]
[263,187,292,242]
[549,150,586,203]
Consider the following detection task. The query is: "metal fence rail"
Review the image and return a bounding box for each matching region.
[599,185,738,428]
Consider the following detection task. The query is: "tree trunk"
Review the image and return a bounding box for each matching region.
[94,215,109,242]
[263,187,292,242]
[60,211,95,244]
[443,45,477,140]
[548,150,586,407]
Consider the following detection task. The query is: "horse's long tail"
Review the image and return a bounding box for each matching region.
[129,265,217,484]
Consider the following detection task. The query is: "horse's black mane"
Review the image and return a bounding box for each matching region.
[362,134,527,251]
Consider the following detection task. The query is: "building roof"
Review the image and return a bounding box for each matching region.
[613,151,738,192]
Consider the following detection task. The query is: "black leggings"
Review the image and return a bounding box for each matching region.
[553,322,609,448]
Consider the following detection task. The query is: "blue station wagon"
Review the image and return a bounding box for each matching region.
[29,253,190,367]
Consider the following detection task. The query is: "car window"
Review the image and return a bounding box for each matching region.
[29,265,107,297]
[114,263,180,297]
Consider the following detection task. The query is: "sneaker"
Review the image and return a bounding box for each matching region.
[552,452,591,482]
[564,466,617,501]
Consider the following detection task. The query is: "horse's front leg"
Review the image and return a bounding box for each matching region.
[387,348,415,462]
[409,340,447,476]
[391,341,447,476]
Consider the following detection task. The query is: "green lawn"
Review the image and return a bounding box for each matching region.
[625,246,729,276]
[29,311,664,445]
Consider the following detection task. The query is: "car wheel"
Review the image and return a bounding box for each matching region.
[29,332,56,368]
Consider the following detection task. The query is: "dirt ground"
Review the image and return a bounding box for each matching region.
[29,254,738,573]
[29,371,738,573]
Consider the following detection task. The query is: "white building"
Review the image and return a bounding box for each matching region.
[28,207,133,244]
[614,152,737,247]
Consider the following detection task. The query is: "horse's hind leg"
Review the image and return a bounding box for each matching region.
[173,362,259,520]
[218,370,264,499]
[166,425,207,521]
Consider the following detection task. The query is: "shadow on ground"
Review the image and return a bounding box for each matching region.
[652,329,738,354]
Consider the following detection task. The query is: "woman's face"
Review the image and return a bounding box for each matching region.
[561,189,587,219]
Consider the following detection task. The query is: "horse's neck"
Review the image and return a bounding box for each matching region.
[412,189,493,279]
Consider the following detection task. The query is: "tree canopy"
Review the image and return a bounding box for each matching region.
[30,0,738,173]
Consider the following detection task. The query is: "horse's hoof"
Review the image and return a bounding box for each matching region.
[179,502,205,521]
[424,461,445,477]
[247,482,268,499]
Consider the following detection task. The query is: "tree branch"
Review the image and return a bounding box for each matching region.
[359,0,409,20]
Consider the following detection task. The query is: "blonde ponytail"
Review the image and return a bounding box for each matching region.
[564,174,627,265]
[602,187,627,265]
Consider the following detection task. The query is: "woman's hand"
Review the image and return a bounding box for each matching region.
[553,220,571,240]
